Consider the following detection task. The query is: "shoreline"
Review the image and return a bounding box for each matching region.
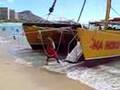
[0,34,93,90]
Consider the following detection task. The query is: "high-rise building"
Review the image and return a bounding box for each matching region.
[9,9,15,20]
[0,7,9,20]
[15,12,19,20]
[0,7,19,20]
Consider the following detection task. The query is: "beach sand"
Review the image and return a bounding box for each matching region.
[0,36,93,90]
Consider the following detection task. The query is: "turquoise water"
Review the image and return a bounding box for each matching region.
[0,22,46,67]
[0,23,23,37]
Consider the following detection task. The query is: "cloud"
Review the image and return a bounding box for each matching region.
[7,0,15,3]
[0,0,15,3]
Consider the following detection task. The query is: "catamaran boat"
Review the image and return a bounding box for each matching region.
[76,0,120,61]
[23,23,81,56]
[23,0,120,62]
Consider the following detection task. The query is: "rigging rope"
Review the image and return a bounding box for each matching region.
[39,31,48,55]
[67,34,77,54]
[65,0,87,63]
[111,7,120,16]
[67,0,87,55]
[56,31,63,52]
[39,29,63,57]
[77,0,86,23]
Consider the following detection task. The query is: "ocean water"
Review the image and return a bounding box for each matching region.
[0,22,46,67]
[43,59,120,90]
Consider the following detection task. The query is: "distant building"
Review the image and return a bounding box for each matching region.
[0,7,9,20]
[9,9,15,20]
[0,7,19,20]
[15,12,19,20]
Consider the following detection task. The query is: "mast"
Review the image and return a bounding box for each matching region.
[104,0,111,29]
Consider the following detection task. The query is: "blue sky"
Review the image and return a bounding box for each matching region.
[0,0,120,24]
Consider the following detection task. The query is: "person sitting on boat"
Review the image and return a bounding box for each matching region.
[46,37,60,65]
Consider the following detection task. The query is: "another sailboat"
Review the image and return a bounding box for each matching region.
[77,0,120,60]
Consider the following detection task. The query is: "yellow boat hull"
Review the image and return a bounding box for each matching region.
[77,29,120,60]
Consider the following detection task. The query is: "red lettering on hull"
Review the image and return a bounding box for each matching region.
[89,38,103,50]
[89,38,120,50]
[105,41,120,50]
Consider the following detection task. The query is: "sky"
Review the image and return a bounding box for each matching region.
[0,0,120,24]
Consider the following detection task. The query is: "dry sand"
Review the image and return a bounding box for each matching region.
[0,37,93,90]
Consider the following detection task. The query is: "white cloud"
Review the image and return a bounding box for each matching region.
[0,0,15,3]
[7,0,15,3]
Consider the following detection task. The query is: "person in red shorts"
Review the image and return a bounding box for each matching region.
[46,37,60,65]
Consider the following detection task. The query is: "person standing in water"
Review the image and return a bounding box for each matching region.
[45,37,60,65]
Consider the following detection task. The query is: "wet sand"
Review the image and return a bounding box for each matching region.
[0,36,93,90]
[0,60,93,90]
